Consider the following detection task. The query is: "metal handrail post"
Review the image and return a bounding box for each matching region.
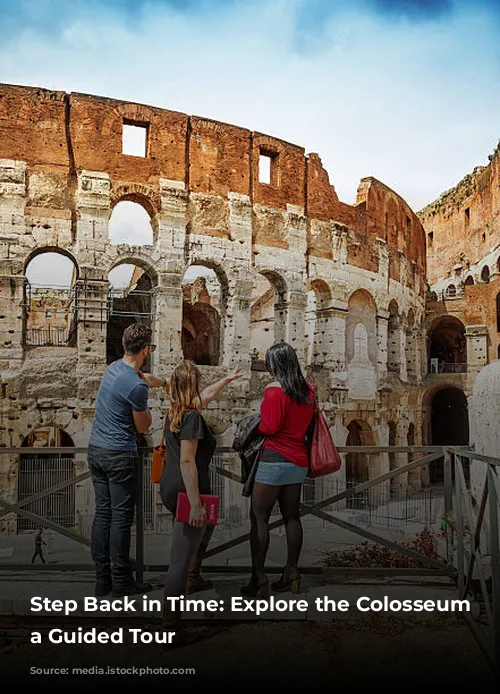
[487,466,500,673]
[135,448,145,584]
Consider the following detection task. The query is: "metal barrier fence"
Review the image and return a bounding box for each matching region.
[0,445,499,675]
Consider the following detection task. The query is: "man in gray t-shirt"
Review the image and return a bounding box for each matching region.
[88,323,167,597]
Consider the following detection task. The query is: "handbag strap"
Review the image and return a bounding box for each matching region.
[160,414,168,447]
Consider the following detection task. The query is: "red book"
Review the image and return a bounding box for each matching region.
[175,493,219,525]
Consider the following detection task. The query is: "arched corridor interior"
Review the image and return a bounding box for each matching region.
[106,264,154,368]
[182,265,223,366]
[428,316,466,373]
[430,387,469,485]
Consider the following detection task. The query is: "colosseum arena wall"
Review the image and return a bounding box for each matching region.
[0,83,429,528]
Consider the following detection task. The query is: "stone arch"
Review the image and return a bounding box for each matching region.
[345,419,377,509]
[481,265,490,283]
[110,184,161,236]
[428,315,467,372]
[464,275,474,286]
[305,278,332,366]
[346,289,377,365]
[24,247,79,279]
[428,386,469,485]
[181,262,227,366]
[446,284,456,298]
[250,269,288,363]
[106,261,157,367]
[24,248,79,348]
[18,427,75,532]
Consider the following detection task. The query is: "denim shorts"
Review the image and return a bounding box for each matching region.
[254,461,308,486]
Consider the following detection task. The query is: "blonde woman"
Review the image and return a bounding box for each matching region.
[160,360,241,645]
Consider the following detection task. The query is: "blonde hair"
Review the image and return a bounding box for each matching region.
[168,360,202,433]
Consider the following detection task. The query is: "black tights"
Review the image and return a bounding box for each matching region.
[249,482,303,574]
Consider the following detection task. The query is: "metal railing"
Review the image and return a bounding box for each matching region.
[0,444,498,675]
[428,362,468,374]
[24,327,75,347]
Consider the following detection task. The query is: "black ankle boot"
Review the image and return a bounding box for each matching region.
[271,566,301,594]
[240,571,269,598]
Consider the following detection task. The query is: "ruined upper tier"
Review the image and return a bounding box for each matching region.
[0,83,425,276]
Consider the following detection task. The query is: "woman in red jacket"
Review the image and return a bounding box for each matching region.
[242,342,315,598]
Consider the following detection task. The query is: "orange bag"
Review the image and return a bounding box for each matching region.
[150,417,167,483]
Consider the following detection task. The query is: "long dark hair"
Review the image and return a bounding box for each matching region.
[265,342,312,404]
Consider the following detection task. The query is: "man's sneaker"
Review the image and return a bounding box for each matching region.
[111,581,153,597]
[95,581,112,597]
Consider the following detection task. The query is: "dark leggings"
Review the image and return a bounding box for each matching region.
[250,482,303,573]
[164,521,214,597]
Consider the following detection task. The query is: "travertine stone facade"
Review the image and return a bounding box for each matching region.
[0,84,428,529]
[419,143,500,396]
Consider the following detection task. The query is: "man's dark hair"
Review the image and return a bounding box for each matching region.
[122,323,152,355]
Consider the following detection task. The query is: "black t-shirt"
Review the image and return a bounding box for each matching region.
[159,409,216,515]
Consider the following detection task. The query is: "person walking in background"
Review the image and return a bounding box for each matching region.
[160,360,242,646]
[88,322,167,598]
[31,527,46,564]
[242,342,315,598]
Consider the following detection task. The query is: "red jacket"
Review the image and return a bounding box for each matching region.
[256,383,315,468]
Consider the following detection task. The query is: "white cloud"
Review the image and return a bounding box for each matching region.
[1,0,499,210]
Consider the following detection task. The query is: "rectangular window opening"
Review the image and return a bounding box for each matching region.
[258,149,279,186]
[465,207,470,227]
[122,120,148,157]
[428,232,433,248]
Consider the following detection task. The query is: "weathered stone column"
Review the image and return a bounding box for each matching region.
[74,171,111,404]
[376,311,389,384]
[223,276,254,371]
[286,288,307,363]
[152,274,184,371]
[465,324,488,372]
[325,306,347,388]
[0,159,27,375]
[399,319,408,382]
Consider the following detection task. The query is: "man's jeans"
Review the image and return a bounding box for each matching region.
[88,445,138,586]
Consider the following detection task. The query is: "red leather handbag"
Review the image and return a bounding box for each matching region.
[307,399,341,478]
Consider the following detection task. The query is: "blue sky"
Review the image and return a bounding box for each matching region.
[1,0,500,211]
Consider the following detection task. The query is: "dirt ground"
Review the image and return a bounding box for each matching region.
[1,614,498,688]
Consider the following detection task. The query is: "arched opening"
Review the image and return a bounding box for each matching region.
[106,263,156,368]
[18,427,75,532]
[464,275,474,286]
[250,271,287,369]
[428,316,467,373]
[24,250,78,347]
[305,279,331,366]
[108,200,154,246]
[430,387,469,485]
[345,420,375,509]
[496,293,500,333]
[346,289,377,365]
[182,265,225,366]
[387,300,400,373]
[481,265,490,283]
